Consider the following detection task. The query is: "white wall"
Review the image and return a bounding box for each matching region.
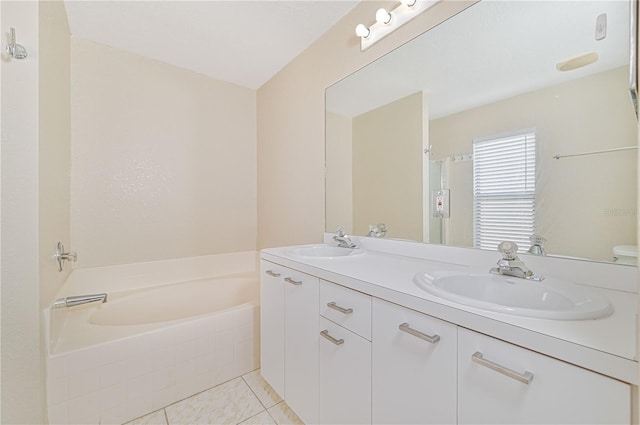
[1,1,45,423]
[70,38,257,268]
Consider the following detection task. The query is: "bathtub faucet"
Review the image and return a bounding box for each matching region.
[52,293,107,309]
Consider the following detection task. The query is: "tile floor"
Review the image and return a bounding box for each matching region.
[123,369,303,425]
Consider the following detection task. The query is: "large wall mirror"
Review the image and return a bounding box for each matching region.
[326,0,638,265]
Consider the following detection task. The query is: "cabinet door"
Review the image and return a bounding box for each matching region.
[458,328,631,425]
[319,317,371,425]
[259,260,285,398]
[284,269,320,424]
[372,298,457,425]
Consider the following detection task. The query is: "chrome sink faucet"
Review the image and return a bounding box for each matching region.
[333,228,357,249]
[52,293,107,309]
[490,241,545,282]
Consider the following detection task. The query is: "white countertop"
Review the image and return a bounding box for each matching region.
[261,244,638,385]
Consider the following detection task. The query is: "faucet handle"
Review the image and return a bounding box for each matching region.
[497,241,519,260]
[55,241,77,272]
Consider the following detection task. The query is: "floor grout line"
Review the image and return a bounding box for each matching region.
[266,408,279,425]
[163,408,169,425]
[234,408,268,425]
[242,372,270,411]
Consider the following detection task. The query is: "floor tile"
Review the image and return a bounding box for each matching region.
[267,402,304,425]
[165,377,264,425]
[123,409,168,425]
[238,410,276,425]
[242,369,283,409]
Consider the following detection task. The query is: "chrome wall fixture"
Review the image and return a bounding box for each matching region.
[6,27,28,59]
[355,0,441,51]
[52,293,107,309]
[55,241,77,272]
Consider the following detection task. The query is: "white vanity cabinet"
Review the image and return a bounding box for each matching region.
[457,328,631,424]
[260,260,319,424]
[260,250,635,425]
[319,281,372,425]
[372,298,457,424]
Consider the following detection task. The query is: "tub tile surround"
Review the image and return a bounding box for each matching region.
[262,235,639,385]
[46,253,262,424]
[121,370,300,425]
[47,305,260,424]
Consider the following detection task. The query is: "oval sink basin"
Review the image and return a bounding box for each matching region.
[413,271,612,320]
[288,244,366,259]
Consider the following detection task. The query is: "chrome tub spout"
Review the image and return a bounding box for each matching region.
[53,293,107,309]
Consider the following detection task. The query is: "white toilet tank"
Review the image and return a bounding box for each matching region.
[613,245,637,265]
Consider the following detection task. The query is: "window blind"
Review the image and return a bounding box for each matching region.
[473,131,536,252]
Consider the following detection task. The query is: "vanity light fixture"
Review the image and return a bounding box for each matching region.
[376,8,392,25]
[355,0,441,51]
[355,24,371,39]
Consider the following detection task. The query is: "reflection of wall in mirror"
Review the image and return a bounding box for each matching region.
[352,92,424,241]
[430,66,637,262]
[326,111,353,233]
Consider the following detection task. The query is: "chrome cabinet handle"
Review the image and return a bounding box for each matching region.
[265,270,281,277]
[320,329,344,345]
[327,301,353,314]
[284,277,302,286]
[398,323,440,344]
[472,352,534,385]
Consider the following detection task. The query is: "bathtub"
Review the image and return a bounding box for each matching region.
[46,252,261,425]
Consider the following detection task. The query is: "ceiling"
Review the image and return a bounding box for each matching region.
[64,1,359,90]
[327,0,630,118]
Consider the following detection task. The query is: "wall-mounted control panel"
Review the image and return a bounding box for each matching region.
[432,189,450,218]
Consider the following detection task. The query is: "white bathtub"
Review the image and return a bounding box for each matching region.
[46,253,261,425]
[91,274,257,326]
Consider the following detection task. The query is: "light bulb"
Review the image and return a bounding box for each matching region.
[355,23,370,38]
[400,0,417,7]
[376,8,392,25]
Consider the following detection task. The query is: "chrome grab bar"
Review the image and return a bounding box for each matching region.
[327,301,353,315]
[265,270,281,277]
[472,351,533,385]
[320,329,344,345]
[398,323,440,344]
[284,277,302,286]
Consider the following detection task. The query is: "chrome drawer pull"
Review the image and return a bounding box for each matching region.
[320,330,344,345]
[327,301,353,315]
[284,277,302,286]
[265,270,281,277]
[398,323,440,344]
[472,352,534,385]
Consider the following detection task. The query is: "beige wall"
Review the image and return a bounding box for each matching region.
[257,0,475,249]
[1,1,46,422]
[326,111,353,233]
[430,67,637,262]
[40,1,71,308]
[352,92,423,240]
[70,38,257,268]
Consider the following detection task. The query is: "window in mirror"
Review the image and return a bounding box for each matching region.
[473,130,536,252]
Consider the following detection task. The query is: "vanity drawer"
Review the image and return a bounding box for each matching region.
[320,280,372,340]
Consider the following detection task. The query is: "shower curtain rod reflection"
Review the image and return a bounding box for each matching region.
[553,145,638,160]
